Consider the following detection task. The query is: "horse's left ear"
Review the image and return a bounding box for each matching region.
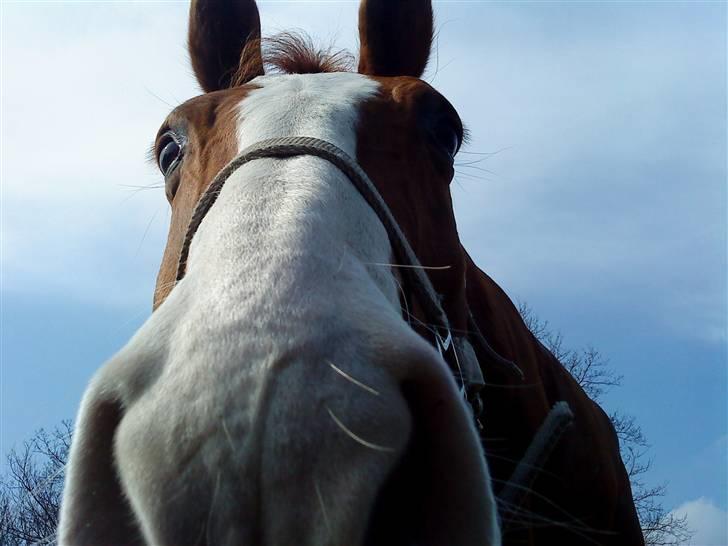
[188,0,264,93]
[357,0,433,78]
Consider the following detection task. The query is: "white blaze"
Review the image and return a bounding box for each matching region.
[237,73,378,157]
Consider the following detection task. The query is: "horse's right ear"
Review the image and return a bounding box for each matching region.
[188,0,264,93]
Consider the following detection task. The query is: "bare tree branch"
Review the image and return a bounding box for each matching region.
[0,421,70,546]
[518,301,693,546]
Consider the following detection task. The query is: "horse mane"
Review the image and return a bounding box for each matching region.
[233,32,354,86]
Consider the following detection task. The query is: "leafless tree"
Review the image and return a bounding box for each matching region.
[518,302,693,546]
[0,421,71,546]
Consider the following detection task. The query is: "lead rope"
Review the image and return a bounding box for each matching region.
[497,401,574,529]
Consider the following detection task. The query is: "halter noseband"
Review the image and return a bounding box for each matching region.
[175,136,486,420]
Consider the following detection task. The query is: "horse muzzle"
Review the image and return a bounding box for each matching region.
[59,315,499,546]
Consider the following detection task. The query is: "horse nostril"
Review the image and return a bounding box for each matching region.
[364,350,500,546]
[59,396,144,546]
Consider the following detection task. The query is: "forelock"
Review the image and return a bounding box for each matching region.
[233,32,354,86]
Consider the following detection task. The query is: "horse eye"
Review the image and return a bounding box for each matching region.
[158,137,183,177]
[433,121,461,159]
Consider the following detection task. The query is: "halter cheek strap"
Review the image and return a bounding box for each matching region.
[176,136,488,418]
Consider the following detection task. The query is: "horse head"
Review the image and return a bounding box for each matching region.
[59,2,501,545]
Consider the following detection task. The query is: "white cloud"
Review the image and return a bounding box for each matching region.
[671,497,728,546]
[1,2,364,310]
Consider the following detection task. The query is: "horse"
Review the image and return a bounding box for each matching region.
[59,1,644,545]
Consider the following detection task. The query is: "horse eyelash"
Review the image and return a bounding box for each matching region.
[145,141,158,166]
[461,122,472,146]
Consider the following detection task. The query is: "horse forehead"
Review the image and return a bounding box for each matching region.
[235,72,381,156]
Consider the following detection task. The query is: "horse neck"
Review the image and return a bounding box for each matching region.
[463,249,567,466]
[464,251,645,545]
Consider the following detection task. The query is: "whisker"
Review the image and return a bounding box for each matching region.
[456,163,498,176]
[205,471,222,546]
[496,497,587,529]
[454,171,493,183]
[118,183,165,190]
[458,151,496,157]
[364,262,452,271]
[326,407,395,452]
[400,308,438,337]
[314,480,332,536]
[134,208,160,258]
[333,251,346,276]
[456,157,490,167]
[221,419,236,452]
[497,499,599,537]
[327,360,380,396]
[497,500,609,544]
[193,517,206,546]
[459,146,513,157]
[392,273,412,327]
[118,183,165,205]
[144,86,175,108]
[490,476,604,537]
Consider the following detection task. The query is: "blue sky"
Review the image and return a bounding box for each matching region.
[1,2,726,543]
